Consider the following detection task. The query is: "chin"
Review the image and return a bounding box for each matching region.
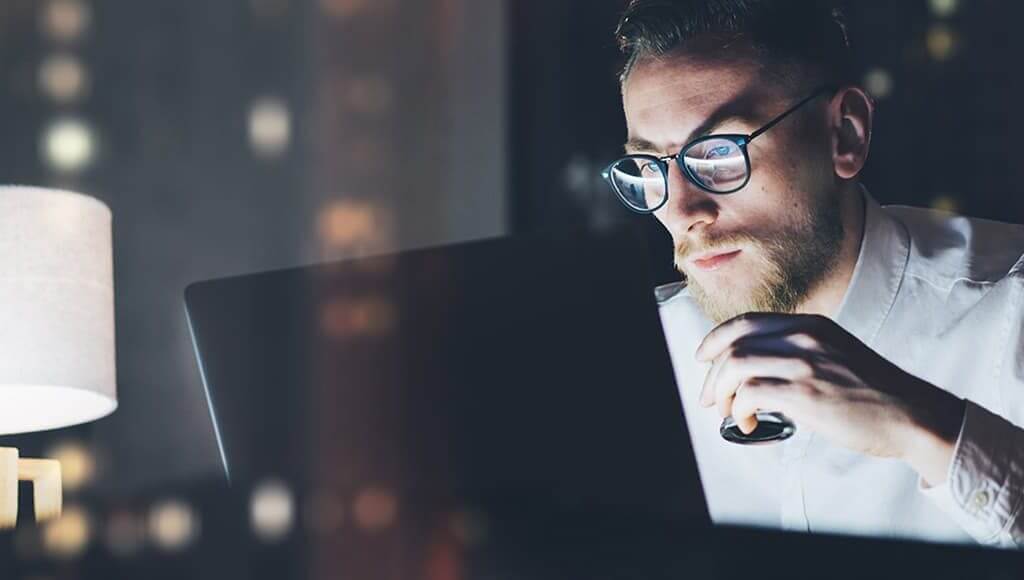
[685,276,762,323]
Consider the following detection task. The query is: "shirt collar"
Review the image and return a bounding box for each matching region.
[833,188,911,346]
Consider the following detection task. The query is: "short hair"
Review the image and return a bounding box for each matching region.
[615,0,853,85]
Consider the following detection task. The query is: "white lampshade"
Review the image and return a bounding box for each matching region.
[0,186,116,434]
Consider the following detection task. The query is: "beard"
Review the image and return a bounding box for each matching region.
[675,198,845,324]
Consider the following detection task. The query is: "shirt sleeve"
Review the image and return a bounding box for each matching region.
[918,399,1024,548]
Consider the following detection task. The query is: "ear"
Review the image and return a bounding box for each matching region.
[829,87,874,180]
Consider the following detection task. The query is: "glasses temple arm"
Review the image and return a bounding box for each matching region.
[748,85,836,142]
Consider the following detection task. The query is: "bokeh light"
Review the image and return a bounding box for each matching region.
[862,68,893,100]
[316,199,386,252]
[928,0,959,18]
[45,440,96,492]
[320,0,370,20]
[251,479,295,542]
[926,23,958,61]
[38,54,88,103]
[321,297,396,339]
[41,0,92,43]
[42,117,97,173]
[930,194,960,214]
[248,97,292,158]
[353,486,398,532]
[42,505,91,559]
[148,500,199,552]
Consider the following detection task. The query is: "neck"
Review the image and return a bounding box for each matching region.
[796,182,866,318]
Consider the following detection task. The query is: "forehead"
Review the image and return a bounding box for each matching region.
[622,53,783,148]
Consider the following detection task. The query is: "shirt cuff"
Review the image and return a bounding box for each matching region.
[917,400,1024,547]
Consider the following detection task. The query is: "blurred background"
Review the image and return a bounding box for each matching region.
[0,0,1021,568]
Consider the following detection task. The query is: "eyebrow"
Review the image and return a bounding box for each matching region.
[624,93,760,155]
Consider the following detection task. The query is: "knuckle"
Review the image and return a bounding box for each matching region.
[792,355,816,378]
[789,332,821,350]
[796,381,819,400]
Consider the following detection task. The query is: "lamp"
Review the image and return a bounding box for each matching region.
[0,186,116,528]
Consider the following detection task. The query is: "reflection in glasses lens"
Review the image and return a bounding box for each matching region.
[682,137,748,193]
[607,157,667,212]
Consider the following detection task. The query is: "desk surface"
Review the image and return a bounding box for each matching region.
[1,478,1021,579]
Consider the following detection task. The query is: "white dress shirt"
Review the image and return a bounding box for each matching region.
[656,191,1024,548]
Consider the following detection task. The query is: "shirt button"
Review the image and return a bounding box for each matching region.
[972,490,992,509]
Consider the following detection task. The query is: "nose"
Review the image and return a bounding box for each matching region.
[658,160,719,236]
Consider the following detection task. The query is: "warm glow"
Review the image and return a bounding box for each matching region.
[42,505,90,558]
[316,199,385,251]
[148,500,199,552]
[353,487,398,531]
[930,194,960,214]
[46,440,95,492]
[39,54,88,103]
[41,0,91,42]
[251,479,295,542]
[321,297,396,339]
[43,118,97,173]
[320,0,370,19]
[926,24,957,61]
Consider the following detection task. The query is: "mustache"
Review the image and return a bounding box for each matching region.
[674,232,760,263]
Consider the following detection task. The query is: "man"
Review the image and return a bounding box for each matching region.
[603,0,1024,547]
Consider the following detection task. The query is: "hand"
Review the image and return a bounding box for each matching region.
[695,312,965,484]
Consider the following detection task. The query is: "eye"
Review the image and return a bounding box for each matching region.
[639,160,661,176]
[706,145,734,159]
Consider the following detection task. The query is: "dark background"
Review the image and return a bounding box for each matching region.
[0,0,1020,566]
[511,0,1024,281]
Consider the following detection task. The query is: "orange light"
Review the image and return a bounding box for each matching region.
[42,505,91,558]
[321,297,396,339]
[46,440,95,492]
[926,24,957,61]
[353,487,398,531]
[316,199,386,252]
[320,0,370,20]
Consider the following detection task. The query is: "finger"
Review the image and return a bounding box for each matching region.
[699,353,727,407]
[731,378,791,434]
[695,312,808,362]
[711,352,813,419]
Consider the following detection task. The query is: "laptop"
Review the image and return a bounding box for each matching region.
[185,227,709,553]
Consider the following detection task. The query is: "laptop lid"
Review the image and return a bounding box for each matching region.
[185,227,708,525]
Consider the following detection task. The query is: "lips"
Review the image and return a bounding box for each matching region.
[690,249,742,271]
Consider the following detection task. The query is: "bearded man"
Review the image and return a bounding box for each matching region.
[602,0,1024,547]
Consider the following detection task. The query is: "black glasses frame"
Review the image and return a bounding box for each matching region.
[602,85,836,213]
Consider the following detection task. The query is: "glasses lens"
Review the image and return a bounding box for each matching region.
[607,157,667,211]
[682,138,748,193]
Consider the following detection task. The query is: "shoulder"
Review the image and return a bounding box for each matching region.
[884,205,1024,288]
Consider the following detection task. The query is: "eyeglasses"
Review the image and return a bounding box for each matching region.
[602,85,835,214]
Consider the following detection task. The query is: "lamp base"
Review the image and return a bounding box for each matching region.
[0,447,62,529]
